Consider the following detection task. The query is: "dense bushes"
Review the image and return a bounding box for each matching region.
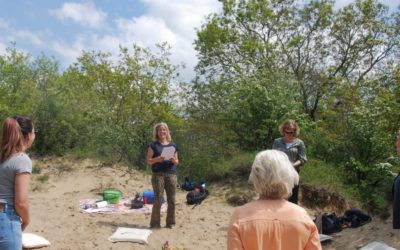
[1,0,399,214]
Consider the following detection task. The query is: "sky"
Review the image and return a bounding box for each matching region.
[0,0,398,82]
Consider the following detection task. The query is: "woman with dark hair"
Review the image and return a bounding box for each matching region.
[272,119,307,204]
[146,122,179,229]
[0,116,36,249]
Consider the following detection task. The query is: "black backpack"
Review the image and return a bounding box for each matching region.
[321,212,342,235]
[181,177,197,191]
[341,208,372,228]
[131,193,144,209]
[186,189,209,205]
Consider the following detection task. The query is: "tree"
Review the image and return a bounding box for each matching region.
[194,0,399,120]
[61,44,181,167]
[0,46,38,117]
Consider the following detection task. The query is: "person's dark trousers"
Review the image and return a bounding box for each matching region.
[393,175,400,229]
[289,168,300,204]
[150,173,177,228]
[289,184,299,204]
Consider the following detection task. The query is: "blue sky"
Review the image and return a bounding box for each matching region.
[0,0,398,82]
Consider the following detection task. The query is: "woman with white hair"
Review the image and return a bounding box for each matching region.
[227,150,321,250]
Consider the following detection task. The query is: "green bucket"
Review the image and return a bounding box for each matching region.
[102,189,121,204]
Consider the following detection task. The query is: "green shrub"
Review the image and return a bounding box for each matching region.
[206,152,256,181]
[32,165,42,174]
[37,174,49,183]
[341,158,394,214]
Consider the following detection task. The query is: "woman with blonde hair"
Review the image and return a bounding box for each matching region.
[227,150,321,250]
[146,122,179,229]
[272,119,307,204]
[0,116,36,249]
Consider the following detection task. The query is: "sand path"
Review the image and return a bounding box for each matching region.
[27,156,400,250]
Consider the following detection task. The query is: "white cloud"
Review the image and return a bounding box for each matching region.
[57,0,221,81]
[0,17,43,52]
[8,1,222,82]
[0,42,6,55]
[51,35,86,66]
[116,16,176,48]
[116,0,222,81]
[0,17,10,30]
[143,0,218,39]
[16,30,43,46]
[90,34,122,56]
[50,1,107,29]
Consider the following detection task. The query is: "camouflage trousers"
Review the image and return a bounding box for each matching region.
[150,173,177,227]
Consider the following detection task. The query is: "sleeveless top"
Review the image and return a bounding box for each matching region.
[149,141,178,174]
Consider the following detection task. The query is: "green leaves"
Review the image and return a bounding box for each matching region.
[0,43,181,167]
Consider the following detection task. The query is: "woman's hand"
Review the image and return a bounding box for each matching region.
[292,160,301,169]
[147,147,165,165]
[171,153,179,165]
[155,156,165,163]
[21,219,30,231]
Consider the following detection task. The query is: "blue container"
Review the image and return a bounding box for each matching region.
[143,191,154,204]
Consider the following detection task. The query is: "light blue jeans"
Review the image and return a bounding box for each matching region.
[0,204,22,250]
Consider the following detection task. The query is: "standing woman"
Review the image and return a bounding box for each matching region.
[392,133,400,229]
[227,150,321,250]
[0,116,35,249]
[146,122,179,229]
[272,119,307,204]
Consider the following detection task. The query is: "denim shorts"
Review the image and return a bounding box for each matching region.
[0,204,22,250]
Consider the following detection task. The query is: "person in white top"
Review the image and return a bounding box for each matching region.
[0,116,36,249]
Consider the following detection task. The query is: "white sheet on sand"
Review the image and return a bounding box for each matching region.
[108,227,152,244]
[22,233,51,249]
[319,234,333,242]
[79,198,167,214]
[359,241,397,250]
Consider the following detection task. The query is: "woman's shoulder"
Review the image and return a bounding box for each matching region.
[8,152,32,167]
[149,141,160,147]
[284,200,312,218]
[294,138,305,144]
[231,200,257,218]
[11,152,31,161]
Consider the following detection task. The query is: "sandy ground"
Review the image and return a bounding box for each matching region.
[26,156,400,250]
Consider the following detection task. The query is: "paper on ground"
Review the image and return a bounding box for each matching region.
[359,241,397,250]
[108,227,152,244]
[22,233,51,249]
[319,234,332,242]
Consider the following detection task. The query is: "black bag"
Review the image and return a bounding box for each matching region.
[321,212,342,235]
[181,177,197,191]
[131,193,144,209]
[186,189,209,205]
[342,208,372,228]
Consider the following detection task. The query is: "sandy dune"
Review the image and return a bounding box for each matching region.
[26,156,400,250]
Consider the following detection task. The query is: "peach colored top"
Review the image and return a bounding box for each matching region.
[227,199,321,250]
